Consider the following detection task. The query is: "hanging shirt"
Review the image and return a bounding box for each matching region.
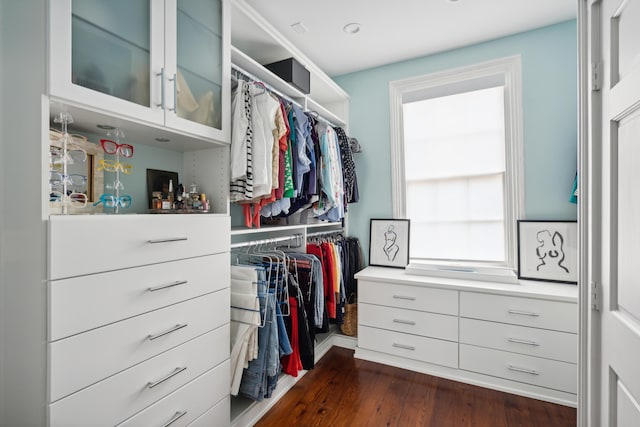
[249,85,280,199]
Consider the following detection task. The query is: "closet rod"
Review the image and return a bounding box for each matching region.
[306,229,344,238]
[230,233,303,249]
[231,63,338,128]
[231,64,304,109]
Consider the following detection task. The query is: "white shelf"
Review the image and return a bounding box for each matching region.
[230,0,349,127]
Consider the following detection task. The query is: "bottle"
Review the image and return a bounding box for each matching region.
[167,179,174,204]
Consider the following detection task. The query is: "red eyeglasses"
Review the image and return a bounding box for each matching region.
[100,139,135,157]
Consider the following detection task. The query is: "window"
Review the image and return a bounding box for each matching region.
[389,56,523,274]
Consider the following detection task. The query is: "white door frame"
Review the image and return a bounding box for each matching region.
[577,0,598,426]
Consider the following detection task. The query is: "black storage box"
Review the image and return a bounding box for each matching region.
[265,58,310,94]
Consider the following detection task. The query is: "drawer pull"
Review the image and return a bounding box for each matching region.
[508,365,539,376]
[508,337,540,346]
[147,323,188,341]
[161,410,188,427]
[147,366,187,389]
[392,295,416,301]
[147,237,188,244]
[507,309,540,317]
[148,280,188,292]
[393,318,416,326]
[392,343,416,351]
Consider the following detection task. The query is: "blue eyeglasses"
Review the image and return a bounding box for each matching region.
[93,193,132,209]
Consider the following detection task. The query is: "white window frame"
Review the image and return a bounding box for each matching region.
[389,55,524,276]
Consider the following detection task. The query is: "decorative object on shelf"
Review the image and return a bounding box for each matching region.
[98,127,132,214]
[369,218,410,268]
[517,220,578,284]
[146,169,179,210]
[49,111,88,214]
[264,57,310,94]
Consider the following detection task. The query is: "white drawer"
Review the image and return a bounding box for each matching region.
[187,397,230,427]
[358,280,458,315]
[460,318,577,363]
[459,292,577,333]
[49,253,229,340]
[358,325,458,368]
[50,290,230,402]
[459,344,577,394]
[359,303,458,341]
[49,214,230,279]
[49,327,229,427]
[117,362,229,427]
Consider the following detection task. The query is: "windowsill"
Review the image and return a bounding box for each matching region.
[404,262,519,284]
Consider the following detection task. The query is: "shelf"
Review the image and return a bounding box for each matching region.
[230,0,349,127]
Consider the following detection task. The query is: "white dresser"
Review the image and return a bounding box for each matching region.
[48,215,231,427]
[355,266,578,407]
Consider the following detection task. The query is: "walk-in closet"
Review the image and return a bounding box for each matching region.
[3,1,640,426]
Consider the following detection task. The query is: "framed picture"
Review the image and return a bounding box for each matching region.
[517,220,578,284]
[369,219,410,268]
[146,169,178,209]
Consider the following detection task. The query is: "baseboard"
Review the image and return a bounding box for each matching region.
[353,347,577,408]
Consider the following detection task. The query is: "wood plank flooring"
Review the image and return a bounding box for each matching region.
[254,346,576,427]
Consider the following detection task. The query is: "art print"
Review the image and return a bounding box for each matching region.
[369,219,410,268]
[517,220,578,284]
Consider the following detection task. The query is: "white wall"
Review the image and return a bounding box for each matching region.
[1,1,49,426]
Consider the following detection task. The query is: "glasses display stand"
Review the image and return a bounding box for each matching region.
[50,112,89,214]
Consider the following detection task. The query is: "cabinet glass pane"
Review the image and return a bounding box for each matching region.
[175,0,222,129]
[71,0,150,107]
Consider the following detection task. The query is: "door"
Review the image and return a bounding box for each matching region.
[164,0,230,142]
[592,0,640,425]
[49,0,166,124]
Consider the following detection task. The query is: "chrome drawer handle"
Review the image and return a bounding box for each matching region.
[508,365,539,376]
[392,343,416,351]
[148,280,188,292]
[147,366,187,389]
[161,410,188,427]
[507,309,540,317]
[393,318,416,326]
[392,295,416,301]
[508,337,540,346]
[147,237,188,244]
[147,324,188,341]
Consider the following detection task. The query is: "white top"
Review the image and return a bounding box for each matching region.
[355,266,578,303]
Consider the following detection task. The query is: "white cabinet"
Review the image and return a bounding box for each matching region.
[458,291,578,395]
[354,266,579,406]
[49,0,230,143]
[47,215,230,427]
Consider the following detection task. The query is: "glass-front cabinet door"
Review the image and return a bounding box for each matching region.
[49,0,165,125]
[164,0,230,142]
[49,0,229,143]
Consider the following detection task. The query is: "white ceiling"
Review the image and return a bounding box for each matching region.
[243,0,577,76]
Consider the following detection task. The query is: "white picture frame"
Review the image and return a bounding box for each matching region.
[369,219,410,268]
[517,220,578,284]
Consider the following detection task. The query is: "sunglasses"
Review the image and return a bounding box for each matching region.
[100,139,134,157]
[49,191,88,208]
[49,172,87,188]
[93,193,132,209]
[98,159,133,174]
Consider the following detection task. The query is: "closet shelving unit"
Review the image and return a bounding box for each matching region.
[229,1,355,425]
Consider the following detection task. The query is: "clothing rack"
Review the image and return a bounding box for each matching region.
[231,63,338,128]
[230,233,304,249]
[306,229,344,239]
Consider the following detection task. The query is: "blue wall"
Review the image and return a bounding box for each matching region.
[334,20,578,261]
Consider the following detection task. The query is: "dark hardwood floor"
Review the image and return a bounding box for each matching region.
[254,346,576,427]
